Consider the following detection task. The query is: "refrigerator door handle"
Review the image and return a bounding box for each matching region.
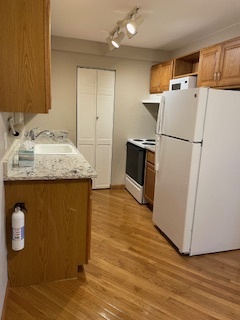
[155,135,161,172]
[156,96,165,135]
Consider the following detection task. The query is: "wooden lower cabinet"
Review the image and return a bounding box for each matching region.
[144,150,155,205]
[5,179,92,287]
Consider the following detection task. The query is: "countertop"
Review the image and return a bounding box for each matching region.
[145,145,155,153]
[3,134,97,181]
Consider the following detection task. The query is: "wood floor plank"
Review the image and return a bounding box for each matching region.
[32,284,90,320]
[5,307,21,320]
[54,280,135,320]
[6,295,44,320]
[4,188,240,320]
[10,287,66,319]
[84,259,220,320]
[77,269,175,320]
[18,286,79,320]
[42,281,120,320]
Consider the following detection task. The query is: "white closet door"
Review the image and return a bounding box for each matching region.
[77,68,97,169]
[77,68,115,189]
[95,70,115,188]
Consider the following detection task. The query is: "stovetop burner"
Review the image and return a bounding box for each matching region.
[142,142,155,145]
[127,138,156,149]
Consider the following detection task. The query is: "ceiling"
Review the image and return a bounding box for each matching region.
[51,0,240,51]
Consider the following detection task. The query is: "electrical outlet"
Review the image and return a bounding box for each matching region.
[4,132,8,150]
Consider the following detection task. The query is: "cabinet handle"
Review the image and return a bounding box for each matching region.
[217,72,221,81]
[214,73,217,81]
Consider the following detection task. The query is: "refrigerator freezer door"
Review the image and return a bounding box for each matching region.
[153,136,201,253]
[162,88,208,142]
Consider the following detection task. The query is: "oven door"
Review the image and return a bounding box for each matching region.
[126,142,146,186]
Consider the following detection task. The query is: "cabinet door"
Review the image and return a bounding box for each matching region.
[144,161,155,204]
[218,38,240,87]
[150,64,161,93]
[197,45,221,87]
[5,179,91,287]
[159,60,173,92]
[0,0,51,113]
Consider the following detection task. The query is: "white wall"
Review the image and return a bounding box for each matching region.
[24,37,163,186]
[170,23,240,58]
[0,112,13,316]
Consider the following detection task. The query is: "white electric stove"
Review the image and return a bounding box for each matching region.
[125,138,155,204]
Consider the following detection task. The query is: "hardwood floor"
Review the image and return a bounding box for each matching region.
[4,188,240,319]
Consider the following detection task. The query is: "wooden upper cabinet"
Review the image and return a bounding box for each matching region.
[150,64,161,93]
[0,0,51,113]
[173,52,199,78]
[150,60,173,93]
[198,37,240,88]
[218,38,240,87]
[197,45,221,87]
[159,61,174,92]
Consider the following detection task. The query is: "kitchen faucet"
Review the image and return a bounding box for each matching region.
[29,128,52,140]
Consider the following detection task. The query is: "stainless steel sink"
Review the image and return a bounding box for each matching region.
[34,144,78,155]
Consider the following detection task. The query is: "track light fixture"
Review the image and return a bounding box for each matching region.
[106,6,143,51]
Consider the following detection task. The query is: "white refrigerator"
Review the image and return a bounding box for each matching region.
[153,87,240,256]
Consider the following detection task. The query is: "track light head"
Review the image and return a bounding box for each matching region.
[111,31,125,48]
[126,15,144,38]
[106,36,117,51]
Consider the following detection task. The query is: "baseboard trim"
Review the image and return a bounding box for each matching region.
[1,281,9,320]
[110,184,125,189]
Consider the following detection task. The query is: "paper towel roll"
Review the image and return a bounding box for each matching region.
[10,123,25,139]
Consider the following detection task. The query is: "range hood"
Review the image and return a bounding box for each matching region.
[142,94,162,105]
